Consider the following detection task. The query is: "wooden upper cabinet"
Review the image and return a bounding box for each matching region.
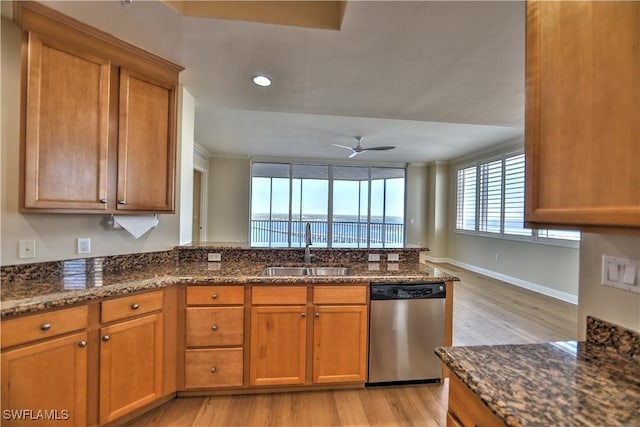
[17,2,183,214]
[117,69,177,212]
[525,1,640,230]
[22,33,110,210]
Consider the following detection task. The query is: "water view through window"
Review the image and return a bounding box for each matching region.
[251,163,405,248]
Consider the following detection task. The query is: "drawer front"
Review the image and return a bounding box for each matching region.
[186,286,244,305]
[101,290,163,323]
[185,307,244,347]
[313,286,367,304]
[252,286,307,305]
[185,348,243,388]
[1,305,88,349]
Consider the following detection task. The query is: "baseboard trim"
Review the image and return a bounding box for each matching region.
[425,256,578,305]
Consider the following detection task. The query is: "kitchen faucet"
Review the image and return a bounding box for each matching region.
[304,222,313,263]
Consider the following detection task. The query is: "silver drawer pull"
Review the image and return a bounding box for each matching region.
[117,200,126,205]
[210,367,217,374]
[40,323,52,331]
[315,313,320,318]
[211,325,218,331]
[131,303,140,310]
[301,312,306,318]
[78,341,88,348]
[102,335,110,342]
[211,293,218,299]
[99,198,107,204]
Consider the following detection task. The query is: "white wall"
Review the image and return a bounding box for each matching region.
[206,157,251,243]
[577,233,640,338]
[179,88,195,245]
[405,163,428,247]
[0,17,183,266]
[438,139,580,303]
[425,162,449,257]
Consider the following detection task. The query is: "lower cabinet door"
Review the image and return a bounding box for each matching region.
[312,305,368,383]
[185,348,243,388]
[249,306,307,386]
[1,332,88,426]
[99,313,163,424]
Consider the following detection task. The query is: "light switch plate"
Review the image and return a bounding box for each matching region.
[208,253,221,262]
[77,238,91,254]
[368,254,380,262]
[602,255,640,293]
[18,240,36,259]
[387,253,400,262]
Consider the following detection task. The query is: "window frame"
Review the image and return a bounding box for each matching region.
[455,151,580,248]
[249,161,407,248]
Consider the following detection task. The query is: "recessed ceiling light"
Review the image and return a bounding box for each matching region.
[252,75,272,87]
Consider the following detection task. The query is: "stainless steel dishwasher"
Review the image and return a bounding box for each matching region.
[368,282,446,384]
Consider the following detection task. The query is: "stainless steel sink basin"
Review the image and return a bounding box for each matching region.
[262,267,308,276]
[261,266,353,277]
[307,267,352,276]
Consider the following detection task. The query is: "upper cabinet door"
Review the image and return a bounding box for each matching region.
[117,69,177,212]
[22,33,110,210]
[525,1,640,230]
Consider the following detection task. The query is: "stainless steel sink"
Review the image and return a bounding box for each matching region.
[307,267,352,276]
[261,266,353,277]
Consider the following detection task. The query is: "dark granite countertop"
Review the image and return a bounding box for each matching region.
[436,341,640,427]
[0,260,457,318]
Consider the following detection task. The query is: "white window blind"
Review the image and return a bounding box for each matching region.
[503,154,532,236]
[478,160,502,234]
[456,166,477,231]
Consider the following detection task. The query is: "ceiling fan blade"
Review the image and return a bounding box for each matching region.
[348,151,360,158]
[363,146,396,151]
[333,144,355,150]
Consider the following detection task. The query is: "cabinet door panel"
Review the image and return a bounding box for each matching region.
[313,305,367,383]
[23,33,110,210]
[117,69,176,212]
[99,313,163,424]
[249,306,306,386]
[1,332,88,426]
[525,1,640,228]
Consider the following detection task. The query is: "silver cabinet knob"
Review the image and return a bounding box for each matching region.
[131,303,139,310]
[211,325,218,331]
[315,313,320,318]
[210,367,217,374]
[102,335,110,342]
[40,323,52,331]
[78,341,88,348]
[99,198,107,204]
[211,293,218,299]
[301,312,306,318]
[117,200,126,205]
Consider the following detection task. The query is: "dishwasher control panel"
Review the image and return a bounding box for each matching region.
[370,282,445,300]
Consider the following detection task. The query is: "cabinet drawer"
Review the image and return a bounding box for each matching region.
[1,305,88,349]
[101,290,163,323]
[252,286,307,305]
[185,348,243,388]
[186,286,244,305]
[313,286,367,304]
[185,307,244,347]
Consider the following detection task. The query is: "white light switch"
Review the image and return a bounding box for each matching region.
[622,265,636,285]
[607,263,619,281]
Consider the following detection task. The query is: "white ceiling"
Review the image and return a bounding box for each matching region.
[36,1,526,164]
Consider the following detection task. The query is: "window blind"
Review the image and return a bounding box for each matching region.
[478,160,503,234]
[456,166,477,231]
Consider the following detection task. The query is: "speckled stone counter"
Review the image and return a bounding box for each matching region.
[436,318,640,427]
[0,259,456,318]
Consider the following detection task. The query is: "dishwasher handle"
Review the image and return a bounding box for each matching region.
[370,282,446,300]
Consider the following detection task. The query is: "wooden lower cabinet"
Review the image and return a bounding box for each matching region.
[1,332,88,426]
[447,375,504,427]
[99,313,163,424]
[185,348,243,388]
[312,305,368,383]
[249,305,307,386]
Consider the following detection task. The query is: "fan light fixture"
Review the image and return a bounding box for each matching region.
[252,75,272,87]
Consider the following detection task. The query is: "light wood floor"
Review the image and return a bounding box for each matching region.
[127,263,577,427]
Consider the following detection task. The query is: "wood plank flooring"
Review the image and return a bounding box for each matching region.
[127,263,577,427]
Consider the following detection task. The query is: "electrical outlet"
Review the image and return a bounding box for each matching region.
[77,238,91,254]
[18,240,36,259]
[368,254,380,262]
[387,253,400,262]
[208,252,221,262]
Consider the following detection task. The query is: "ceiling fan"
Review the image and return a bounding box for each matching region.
[333,136,395,158]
